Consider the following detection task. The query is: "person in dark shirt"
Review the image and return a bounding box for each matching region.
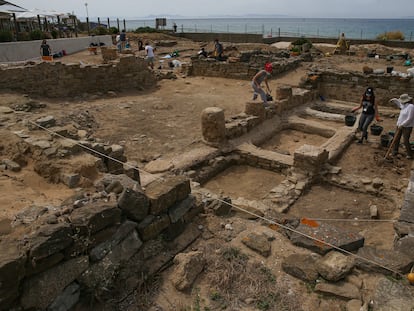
[351,87,380,143]
[40,39,51,56]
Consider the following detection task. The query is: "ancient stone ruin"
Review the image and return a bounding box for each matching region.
[1,48,414,310]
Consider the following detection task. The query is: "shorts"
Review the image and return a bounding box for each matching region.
[146,56,154,63]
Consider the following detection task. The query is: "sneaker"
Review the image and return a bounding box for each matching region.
[357,139,363,144]
[407,155,413,159]
[252,93,258,100]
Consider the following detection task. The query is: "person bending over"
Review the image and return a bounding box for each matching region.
[251,63,272,106]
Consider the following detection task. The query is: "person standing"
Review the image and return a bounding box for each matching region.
[145,42,155,69]
[40,39,51,57]
[390,94,414,159]
[251,63,272,106]
[119,29,127,51]
[351,87,380,144]
[213,39,223,60]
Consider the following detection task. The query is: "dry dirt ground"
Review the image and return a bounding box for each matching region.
[1,33,414,310]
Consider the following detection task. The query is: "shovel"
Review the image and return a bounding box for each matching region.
[384,127,401,159]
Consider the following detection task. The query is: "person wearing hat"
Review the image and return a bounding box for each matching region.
[390,93,414,159]
[351,87,380,143]
[251,63,273,106]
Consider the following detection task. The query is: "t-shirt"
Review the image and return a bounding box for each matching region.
[362,100,375,115]
[41,43,50,56]
[120,32,126,42]
[145,45,154,58]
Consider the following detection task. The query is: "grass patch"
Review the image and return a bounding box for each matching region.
[206,246,303,310]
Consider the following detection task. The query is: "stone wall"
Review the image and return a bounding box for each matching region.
[0,174,203,310]
[302,69,414,107]
[189,55,302,80]
[0,55,156,98]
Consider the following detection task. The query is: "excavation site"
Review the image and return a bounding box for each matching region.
[0,34,414,311]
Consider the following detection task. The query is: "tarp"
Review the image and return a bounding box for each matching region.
[0,1,27,13]
[16,9,70,20]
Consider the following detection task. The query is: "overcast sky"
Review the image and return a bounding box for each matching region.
[11,0,414,19]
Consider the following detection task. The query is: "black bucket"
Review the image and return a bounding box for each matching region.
[386,66,394,73]
[381,134,391,147]
[370,124,383,136]
[345,115,356,126]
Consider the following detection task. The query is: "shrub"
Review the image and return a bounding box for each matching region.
[29,29,44,40]
[93,26,108,35]
[109,26,118,34]
[17,32,30,41]
[0,30,13,42]
[134,26,158,33]
[51,29,58,39]
[292,37,312,47]
[376,30,405,41]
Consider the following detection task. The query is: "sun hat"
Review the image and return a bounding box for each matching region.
[399,93,413,104]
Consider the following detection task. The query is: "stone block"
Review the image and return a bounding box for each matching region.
[145,175,190,215]
[60,173,81,188]
[29,223,73,261]
[70,203,121,235]
[79,230,142,294]
[47,282,80,311]
[137,214,171,241]
[201,107,226,145]
[89,220,138,262]
[20,256,89,310]
[0,243,26,309]
[242,233,271,257]
[1,159,21,172]
[356,246,412,275]
[26,252,64,277]
[281,253,320,282]
[123,161,140,183]
[35,115,56,128]
[118,188,149,221]
[168,195,195,223]
[293,144,329,173]
[162,219,187,241]
[289,222,364,255]
[172,251,205,291]
[245,102,265,120]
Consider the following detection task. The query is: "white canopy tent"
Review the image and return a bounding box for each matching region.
[0,1,27,13]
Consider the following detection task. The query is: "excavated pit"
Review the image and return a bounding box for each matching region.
[259,128,331,155]
[287,183,398,249]
[202,164,285,201]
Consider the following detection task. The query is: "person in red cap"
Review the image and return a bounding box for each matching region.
[251,63,272,106]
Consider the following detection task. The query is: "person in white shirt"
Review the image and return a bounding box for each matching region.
[145,42,155,69]
[390,93,414,159]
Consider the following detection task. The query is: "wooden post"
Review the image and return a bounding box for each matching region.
[37,14,42,31]
[98,17,101,28]
[107,17,110,29]
[123,19,126,31]
[117,18,120,31]
[86,17,90,35]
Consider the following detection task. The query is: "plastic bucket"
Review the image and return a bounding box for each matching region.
[370,124,383,136]
[386,66,394,73]
[345,115,356,126]
[380,134,391,147]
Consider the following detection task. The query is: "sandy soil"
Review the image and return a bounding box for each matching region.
[1,33,413,310]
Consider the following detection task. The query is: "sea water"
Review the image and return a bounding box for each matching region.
[110,17,414,41]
